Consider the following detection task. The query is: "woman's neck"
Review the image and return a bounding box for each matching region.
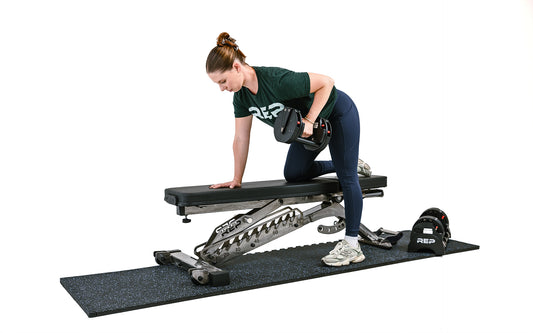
[242,65,258,95]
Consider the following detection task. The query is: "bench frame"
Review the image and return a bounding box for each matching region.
[155,176,401,286]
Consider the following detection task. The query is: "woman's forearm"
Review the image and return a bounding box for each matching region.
[306,73,335,122]
[232,135,250,184]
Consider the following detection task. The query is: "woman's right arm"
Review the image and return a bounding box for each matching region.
[209,115,253,189]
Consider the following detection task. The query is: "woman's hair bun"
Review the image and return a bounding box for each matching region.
[217,32,238,50]
[206,32,246,73]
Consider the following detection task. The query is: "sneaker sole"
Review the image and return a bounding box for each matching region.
[322,254,366,267]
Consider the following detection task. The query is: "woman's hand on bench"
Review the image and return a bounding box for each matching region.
[209,180,242,189]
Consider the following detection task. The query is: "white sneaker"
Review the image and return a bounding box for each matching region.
[357,159,372,177]
[321,240,365,267]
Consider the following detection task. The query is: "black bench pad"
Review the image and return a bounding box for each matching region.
[164,175,387,208]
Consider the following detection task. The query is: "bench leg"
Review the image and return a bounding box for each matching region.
[154,249,230,286]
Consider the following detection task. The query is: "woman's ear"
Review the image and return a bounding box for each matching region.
[233,60,242,72]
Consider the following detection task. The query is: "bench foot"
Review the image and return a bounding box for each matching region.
[154,250,230,286]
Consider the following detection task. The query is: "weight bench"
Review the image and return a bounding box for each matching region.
[155,175,402,286]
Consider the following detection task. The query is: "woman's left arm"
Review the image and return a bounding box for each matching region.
[303,73,335,137]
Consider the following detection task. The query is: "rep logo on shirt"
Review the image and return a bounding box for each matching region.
[248,102,284,120]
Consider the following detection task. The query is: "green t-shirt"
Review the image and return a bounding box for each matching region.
[233,66,338,127]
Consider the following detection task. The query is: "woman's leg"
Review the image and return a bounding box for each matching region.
[283,90,363,237]
[283,142,335,182]
[282,89,364,266]
[327,90,363,237]
[320,90,365,266]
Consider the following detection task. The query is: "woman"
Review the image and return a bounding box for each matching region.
[206,32,370,267]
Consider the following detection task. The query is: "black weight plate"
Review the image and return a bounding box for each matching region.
[274,108,303,143]
[420,207,450,239]
[412,216,445,236]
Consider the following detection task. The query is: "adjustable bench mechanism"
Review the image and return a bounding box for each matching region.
[155,186,402,286]
[194,196,347,265]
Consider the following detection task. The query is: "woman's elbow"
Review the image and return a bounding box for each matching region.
[326,75,335,88]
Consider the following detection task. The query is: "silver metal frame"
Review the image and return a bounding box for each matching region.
[155,188,401,286]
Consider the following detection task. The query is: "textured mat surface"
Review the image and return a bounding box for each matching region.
[60,231,479,317]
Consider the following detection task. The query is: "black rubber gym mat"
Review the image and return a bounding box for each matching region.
[60,231,479,317]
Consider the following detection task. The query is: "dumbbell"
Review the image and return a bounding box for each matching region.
[408,208,451,255]
[421,208,451,242]
[273,107,332,152]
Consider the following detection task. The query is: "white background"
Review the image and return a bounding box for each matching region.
[1,1,532,332]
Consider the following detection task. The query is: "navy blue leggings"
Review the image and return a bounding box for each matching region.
[283,90,363,237]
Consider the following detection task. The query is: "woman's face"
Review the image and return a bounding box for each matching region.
[207,63,243,93]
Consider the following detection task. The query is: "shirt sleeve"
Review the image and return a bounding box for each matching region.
[233,96,251,118]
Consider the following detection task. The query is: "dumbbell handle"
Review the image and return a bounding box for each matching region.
[295,121,322,148]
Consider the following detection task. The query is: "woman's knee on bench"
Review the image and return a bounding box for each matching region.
[284,165,309,182]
